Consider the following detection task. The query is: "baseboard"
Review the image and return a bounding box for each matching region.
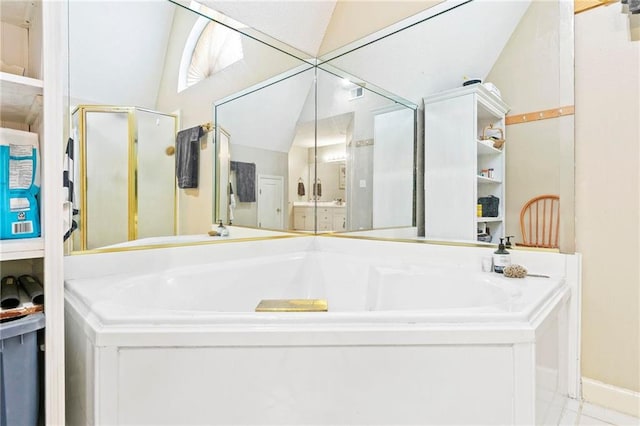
[582,377,640,418]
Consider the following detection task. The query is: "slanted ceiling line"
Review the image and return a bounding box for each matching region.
[505,105,575,125]
[575,0,618,14]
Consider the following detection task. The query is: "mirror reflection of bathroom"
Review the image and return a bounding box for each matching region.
[65,0,574,252]
[67,0,308,251]
[324,0,573,247]
[215,67,415,233]
[69,107,178,250]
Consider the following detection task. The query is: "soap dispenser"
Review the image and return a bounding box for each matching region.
[504,236,514,249]
[216,220,229,237]
[493,238,511,273]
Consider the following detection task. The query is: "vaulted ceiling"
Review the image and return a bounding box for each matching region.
[201,0,337,57]
[69,0,533,153]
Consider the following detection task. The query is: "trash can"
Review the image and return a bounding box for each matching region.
[0,313,45,426]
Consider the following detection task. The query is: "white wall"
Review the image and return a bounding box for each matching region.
[1,21,29,75]
[68,1,174,108]
[575,3,640,412]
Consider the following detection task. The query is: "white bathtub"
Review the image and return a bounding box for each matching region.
[65,236,576,425]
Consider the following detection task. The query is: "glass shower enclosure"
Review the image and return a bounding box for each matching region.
[71,106,178,250]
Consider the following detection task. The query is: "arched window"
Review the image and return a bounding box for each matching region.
[178,5,244,92]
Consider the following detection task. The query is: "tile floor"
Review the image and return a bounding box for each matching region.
[560,399,640,425]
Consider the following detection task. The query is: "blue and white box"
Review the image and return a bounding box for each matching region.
[0,127,41,239]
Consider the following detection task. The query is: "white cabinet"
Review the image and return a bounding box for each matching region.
[0,1,66,423]
[293,207,314,231]
[424,84,509,243]
[332,208,346,231]
[293,205,346,232]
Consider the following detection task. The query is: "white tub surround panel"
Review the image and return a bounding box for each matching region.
[64,233,314,280]
[64,236,580,425]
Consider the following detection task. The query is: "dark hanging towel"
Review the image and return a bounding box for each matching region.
[63,137,78,241]
[313,180,322,197]
[297,179,305,196]
[175,126,204,188]
[230,161,256,202]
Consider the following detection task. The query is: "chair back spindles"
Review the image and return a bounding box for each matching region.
[519,195,560,249]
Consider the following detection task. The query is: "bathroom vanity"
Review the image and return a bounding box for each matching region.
[293,202,346,232]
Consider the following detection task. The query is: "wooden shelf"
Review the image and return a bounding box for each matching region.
[0,71,43,124]
[477,175,502,184]
[0,302,44,320]
[0,237,44,261]
[477,139,503,155]
[0,289,44,320]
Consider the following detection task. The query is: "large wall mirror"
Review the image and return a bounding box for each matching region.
[214,66,416,233]
[321,0,574,253]
[66,0,574,254]
[66,0,309,252]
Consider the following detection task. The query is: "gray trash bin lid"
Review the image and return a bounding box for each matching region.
[0,313,45,341]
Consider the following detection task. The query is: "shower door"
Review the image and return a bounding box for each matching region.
[136,110,177,240]
[73,106,178,250]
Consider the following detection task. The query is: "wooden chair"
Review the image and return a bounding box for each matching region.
[518,194,560,248]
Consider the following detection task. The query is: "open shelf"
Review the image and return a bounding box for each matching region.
[0,71,44,124]
[0,291,44,320]
[477,139,503,155]
[477,175,502,184]
[0,285,44,320]
[0,237,44,261]
[476,217,503,223]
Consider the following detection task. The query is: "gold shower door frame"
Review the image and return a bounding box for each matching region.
[74,106,179,251]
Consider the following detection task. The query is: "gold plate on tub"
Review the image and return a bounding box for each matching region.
[255,299,328,312]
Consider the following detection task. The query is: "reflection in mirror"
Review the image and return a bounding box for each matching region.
[321,0,574,251]
[314,68,415,232]
[215,67,315,230]
[214,66,416,233]
[67,0,308,252]
[70,107,178,251]
[67,0,573,253]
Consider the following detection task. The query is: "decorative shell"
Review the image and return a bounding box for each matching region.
[503,264,528,278]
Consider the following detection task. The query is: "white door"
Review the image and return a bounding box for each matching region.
[257,175,284,229]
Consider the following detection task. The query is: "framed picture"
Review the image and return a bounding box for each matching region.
[339,164,346,189]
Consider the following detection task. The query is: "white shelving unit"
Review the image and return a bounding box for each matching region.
[0,237,44,261]
[0,72,45,261]
[1,0,66,423]
[424,84,509,243]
